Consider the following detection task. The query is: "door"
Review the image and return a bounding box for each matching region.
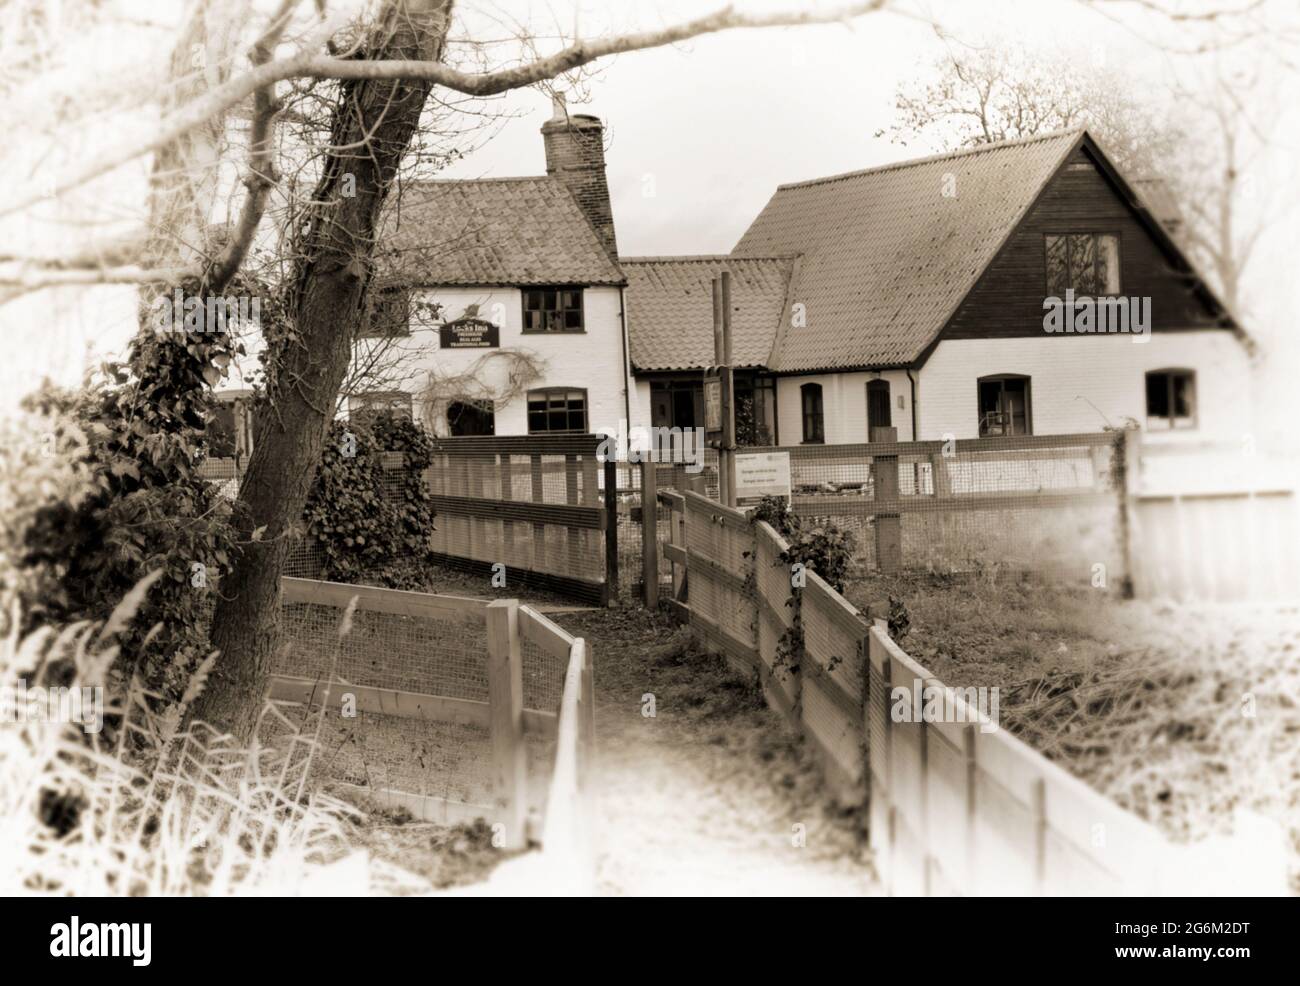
[867,379,892,437]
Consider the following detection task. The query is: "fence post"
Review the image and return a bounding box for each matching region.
[1117,428,1142,599]
[603,455,619,605]
[872,426,903,573]
[641,458,659,609]
[486,599,527,848]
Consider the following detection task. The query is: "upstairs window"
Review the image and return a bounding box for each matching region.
[359,287,410,338]
[527,388,587,433]
[978,375,1032,437]
[800,383,824,444]
[1146,369,1196,430]
[1045,233,1120,296]
[523,287,584,333]
[350,391,412,431]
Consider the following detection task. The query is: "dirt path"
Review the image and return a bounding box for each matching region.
[555,608,878,897]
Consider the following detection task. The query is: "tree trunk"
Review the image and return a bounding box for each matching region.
[192,0,453,741]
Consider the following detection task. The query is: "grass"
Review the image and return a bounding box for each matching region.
[0,579,502,896]
[845,570,1300,892]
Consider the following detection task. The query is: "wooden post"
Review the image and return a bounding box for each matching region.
[499,453,514,557]
[603,455,619,606]
[720,271,737,508]
[486,599,526,848]
[530,453,545,571]
[565,453,580,574]
[1118,428,1142,599]
[872,426,903,573]
[640,458,659,609]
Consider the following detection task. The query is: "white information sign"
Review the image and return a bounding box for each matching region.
[734,451,791,501]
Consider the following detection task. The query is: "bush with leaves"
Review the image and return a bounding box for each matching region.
[5,306,242,707]
[302,413,436,587]
[748,495,856,593]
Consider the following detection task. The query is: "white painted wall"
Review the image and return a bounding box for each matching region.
[918,332,1253,444]
[774,370,916,445]
[350,284,630,436]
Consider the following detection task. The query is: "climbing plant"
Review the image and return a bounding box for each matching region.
[302,413,437,588]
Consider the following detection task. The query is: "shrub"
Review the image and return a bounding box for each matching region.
[749,495,856,593]
[303,414,436,588]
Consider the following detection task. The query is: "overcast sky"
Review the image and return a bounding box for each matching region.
[4,0,1298,422]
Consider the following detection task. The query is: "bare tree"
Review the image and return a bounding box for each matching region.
[0,0,1280,739]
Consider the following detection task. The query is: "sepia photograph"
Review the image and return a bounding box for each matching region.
[1,0,1298,938]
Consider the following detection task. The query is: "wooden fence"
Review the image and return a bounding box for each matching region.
[667,492,1284,895]
[272,577,594,863]
[423,434,618,606]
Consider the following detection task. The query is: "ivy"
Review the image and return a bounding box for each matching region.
[9,283,243,706]
[302,413,437,588]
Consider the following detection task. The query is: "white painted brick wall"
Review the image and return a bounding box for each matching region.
[775,369,916,445]
[351,284,629,435]
[918,332,1254,443]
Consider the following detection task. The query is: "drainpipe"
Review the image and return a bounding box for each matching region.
[619,285,632,446]
[907,368,919,440]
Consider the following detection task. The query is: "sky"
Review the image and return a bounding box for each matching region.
[3,0,1298,429]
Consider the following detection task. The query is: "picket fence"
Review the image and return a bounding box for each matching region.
[665,490,1287,896]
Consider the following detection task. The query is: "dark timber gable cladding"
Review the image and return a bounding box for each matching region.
[729,129,1242,375]
[940,144,1226,342]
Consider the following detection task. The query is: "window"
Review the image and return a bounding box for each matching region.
[527,388,587,433]
[359,287,410,338]
[1146,369,1196,430]
[447,400,495,437]
[522,287,584,333]
[1045,233,1120,296]
[800,383,824,444]
[978,375,1032,436]
[350,391,412,431]
[866,379,892,436]
[735,375,777,447]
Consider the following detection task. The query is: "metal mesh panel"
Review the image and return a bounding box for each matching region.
[688,434,1121,580]
[278,600,488,700]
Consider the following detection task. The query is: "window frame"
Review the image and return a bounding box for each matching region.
[521,286,586,334]
[1044,232,1123,297]
[1144,367,1197,431]
[526,387,589,434]
[800,382,825,445]
[976,374,1033,437]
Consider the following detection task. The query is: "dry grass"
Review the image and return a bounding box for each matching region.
[847,572,1300,890]
[0,579,445,896]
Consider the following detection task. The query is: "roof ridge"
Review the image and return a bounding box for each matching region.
[775,128,1086,192]
[621,253,798,264]
[399,175,555,187]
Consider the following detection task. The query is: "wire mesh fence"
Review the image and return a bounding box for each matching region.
[649,434,1125,584]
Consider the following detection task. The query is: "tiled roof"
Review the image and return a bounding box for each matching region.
[732,130,1084,371]
[375,177,625,286]
[623,255,797,372]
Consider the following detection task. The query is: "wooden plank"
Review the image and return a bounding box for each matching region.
[486,599,527,849]
[427,493,604,529]
[536,638,595,893]
[280,576,487,625]
[641,458,659,609]
[663,542,687,565]
[565,453,581,571]
[332,783,499,827]
[530,453,545,569]
[269,674,557,735]
[686,549,749,593]
[603,456,619,605]
[500,453,514,555]
[427,553,604,606]
[429,434,605,456]
[518,604,575,663]
[789,489,1114,516]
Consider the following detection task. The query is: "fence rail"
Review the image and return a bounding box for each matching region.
[669,492,1284,895]
[272,576,593,863]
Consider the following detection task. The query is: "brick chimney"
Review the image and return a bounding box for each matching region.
[541,94,618,260]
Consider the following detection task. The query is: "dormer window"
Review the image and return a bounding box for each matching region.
[522,287,584,333]
[1045,234,1120,296]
